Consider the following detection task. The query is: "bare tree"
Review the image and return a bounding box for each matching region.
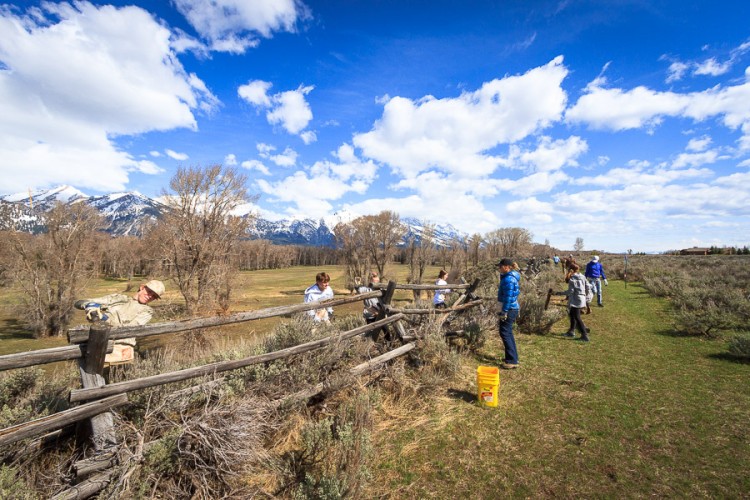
[6,202,102,336]
[467,233,483,268]
[150,165,255,315]
[574,237,584,252]
[406,222,436,284]
[334,211,405,282]
[484,227,533,259]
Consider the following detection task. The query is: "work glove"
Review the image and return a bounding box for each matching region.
[83,303,109,322]
[604,279,609,286]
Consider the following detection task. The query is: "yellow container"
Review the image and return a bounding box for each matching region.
[477,365,500,408]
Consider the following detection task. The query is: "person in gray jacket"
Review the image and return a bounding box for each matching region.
[555,264,591,341]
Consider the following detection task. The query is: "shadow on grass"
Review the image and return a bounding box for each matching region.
[708,352,750,364]
[446,387,477,404]
[279,289,307,296]
[0,318,34,340]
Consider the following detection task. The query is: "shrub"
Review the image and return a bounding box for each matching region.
[728,335,750,359]
[0,466,38,500]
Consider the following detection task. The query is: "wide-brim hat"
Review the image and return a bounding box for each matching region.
[144,280,165,299]
[592,255,600,262]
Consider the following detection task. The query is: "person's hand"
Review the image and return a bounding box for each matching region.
[84,303,108,322]
[497,312,508,322]
[604,279,609,286]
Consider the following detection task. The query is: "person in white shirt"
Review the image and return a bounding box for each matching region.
[433,269,451,309]
[304,272,334,322]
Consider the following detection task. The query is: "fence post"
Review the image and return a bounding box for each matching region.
[76,323,116,451]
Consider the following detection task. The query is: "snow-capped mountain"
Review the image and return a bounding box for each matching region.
[0,186,466,245]
[1,186,166,236]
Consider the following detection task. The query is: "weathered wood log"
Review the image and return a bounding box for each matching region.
[73,448,117,479]
[386,299,483,315]
[544,288,553,310]
[277,342,416,407]
[370,283,472,290]
[67,291,383,343]
[50,468,116,500]
[0,394,127,448]
[69,314,405,403]
[0,342,114,372]
[76,324,116,451]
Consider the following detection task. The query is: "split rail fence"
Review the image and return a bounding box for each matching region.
[0,278,481,498]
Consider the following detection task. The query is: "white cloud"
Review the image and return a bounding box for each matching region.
[266,85,314,134]
[666,61,690,83]
[224,153,238,166]
[150,151,162,157]
[506,136,588,173]
[165,149,189,161]
[238,81,315,139]
[671,150,719,169]
[506,197,554,224]
[694,57,732,76]
[241,159,270,176]
[269,147,298,167]
[353,56,569,179]
[173,0,305,54]
[686,135,712,152]
[255,143,378,218]
[0,2,214,193]
[238,80,273,107]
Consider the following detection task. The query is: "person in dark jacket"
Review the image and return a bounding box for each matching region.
[584,255,608,307]
[497,258,521,369]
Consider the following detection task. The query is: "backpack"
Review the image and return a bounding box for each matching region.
[585,281,594,304]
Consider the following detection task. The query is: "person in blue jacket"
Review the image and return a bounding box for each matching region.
[497,258,521,369]
[584,255,608,307]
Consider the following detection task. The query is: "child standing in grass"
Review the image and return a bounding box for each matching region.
[556,263,591,341]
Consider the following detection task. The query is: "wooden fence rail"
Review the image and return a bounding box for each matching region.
[0,395,128,448]
[69,314,405,403]
[0,342,115,372]
[2,278,484,498]
[67,291,383,343]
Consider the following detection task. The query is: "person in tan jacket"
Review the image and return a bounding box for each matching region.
[75,280,165,364]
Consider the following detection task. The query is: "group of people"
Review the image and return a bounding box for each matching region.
[76,254,607,372]
[497,254,609,369]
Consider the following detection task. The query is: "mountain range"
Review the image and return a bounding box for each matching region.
[0,186,466,246]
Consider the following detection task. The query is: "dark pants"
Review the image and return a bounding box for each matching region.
[498,308,519,365]
[568,307,588,336]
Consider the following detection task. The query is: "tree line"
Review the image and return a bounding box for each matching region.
[0,164,553,337]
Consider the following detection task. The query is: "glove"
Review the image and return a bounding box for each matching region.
[83,303,109,322]
[604,279,609,286]
[497,312,508,322]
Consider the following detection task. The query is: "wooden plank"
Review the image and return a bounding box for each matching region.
[69,314,405,403]
[50,469,115,500]
[276,342,416,407]
[370,283,472,290]
[73,448,117,479]
[76,324,116,451]
[68,291,383,343]
[387,299,483,315]
[0,342,114,372]
[0,394,127,448]
[544,288,553,310]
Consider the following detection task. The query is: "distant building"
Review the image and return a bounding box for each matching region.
[680,247,710,255]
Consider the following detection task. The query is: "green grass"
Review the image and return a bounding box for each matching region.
[366,280,750,497]
[3,266,746,497]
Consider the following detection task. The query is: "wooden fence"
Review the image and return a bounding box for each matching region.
[0,278,481,498]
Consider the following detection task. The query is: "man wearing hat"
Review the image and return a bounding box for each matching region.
[75,279,165,364]
[497,258,521,369]
[584,255,608,307]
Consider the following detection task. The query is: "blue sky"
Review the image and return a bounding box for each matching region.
[2,0,750,252]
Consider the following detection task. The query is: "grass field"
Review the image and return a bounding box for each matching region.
[1,266,747,497]
[365,280,750,497]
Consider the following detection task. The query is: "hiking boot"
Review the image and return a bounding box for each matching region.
[578,336,590,342]
[563,331,576,338]
[501,362,519,370]
[598,303,604,307]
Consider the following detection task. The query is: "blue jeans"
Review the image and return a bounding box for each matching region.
[498,308,519,365]
[589,278,603,305]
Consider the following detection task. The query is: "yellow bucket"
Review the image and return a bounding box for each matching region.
[477,365,500,408]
